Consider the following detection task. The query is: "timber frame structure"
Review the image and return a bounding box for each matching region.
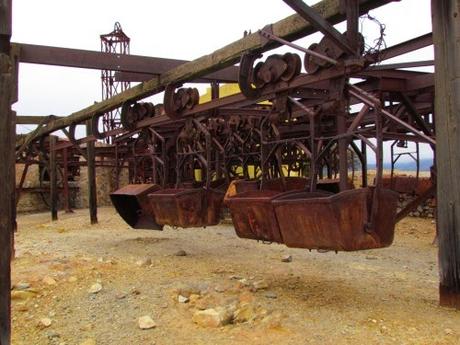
[1,0,460,343]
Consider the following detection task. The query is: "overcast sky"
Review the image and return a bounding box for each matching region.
[11,0,434,163]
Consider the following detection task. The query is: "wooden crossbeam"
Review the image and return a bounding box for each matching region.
[14,43,239,83]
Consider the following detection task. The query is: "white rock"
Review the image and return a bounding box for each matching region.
[252,280,269,291]
[237,278,250,287]
[178,295,189,303]
[79,339,96,345]
[88,283,103,294]
[192,307,233,327]
[281,255,292,263]
[136,257,152,267]
[138,315,157,329]
[15,282,31,290]
[43,276,57,285]
[445,328,454,335]
[38,317,52,328]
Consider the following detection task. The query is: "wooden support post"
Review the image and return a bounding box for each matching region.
[332,78,349,191]
[0,62,12,345]
[62,147,73,213]
[432,0,460,309]
[86,121,98,224]
[345,0,360,54]
[360,139,368,187]
[337,110,349,190]
[49,136,58,221]
[0,0,13,343]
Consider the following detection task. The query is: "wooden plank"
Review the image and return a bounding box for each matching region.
[432,0,460,309]
[0,54,12,345]
[16,115,63,125]
[86,121,97,224]
[49,136,58,221]
[14,43,239,83]
[18,0,395,145]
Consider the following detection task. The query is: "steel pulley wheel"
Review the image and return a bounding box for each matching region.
[281,53,301,82]
[252,61,266,88]
[143,102,155,118]
[164,84,200,119]
[304,43,322,74]
[187,88,200,110]
[121,102,138,129]
[90,113,106,139]
[238,52,264,99]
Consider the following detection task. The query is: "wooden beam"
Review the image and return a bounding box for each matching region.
[14,43,239,83]
[432,0,460,309]
[18,0,395,145]
[16,115,63,125]
[86,121,97,224]
[49,135,58,221]
[113,71,226,84]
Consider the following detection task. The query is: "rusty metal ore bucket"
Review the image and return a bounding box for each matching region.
[224,178,307,243]
[148,188,225,228]
[262,177,307,192]
[110,184,162,230]
[272,187,398,251]
[225,190,284,243]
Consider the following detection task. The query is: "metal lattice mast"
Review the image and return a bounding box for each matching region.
[100,22,130,142]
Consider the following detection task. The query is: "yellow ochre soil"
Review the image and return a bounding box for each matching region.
[11,207,460,345]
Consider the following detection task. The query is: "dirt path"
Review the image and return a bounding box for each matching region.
[10,208,460,345]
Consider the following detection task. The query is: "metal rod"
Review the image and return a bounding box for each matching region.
[259,30,338,65]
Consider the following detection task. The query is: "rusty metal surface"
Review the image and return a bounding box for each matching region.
[382,176,433,195]
[262,177,307,192]
[148,188,224,228]
[225,190,284,243]
[273,187,398,251]
[110,184,162,230]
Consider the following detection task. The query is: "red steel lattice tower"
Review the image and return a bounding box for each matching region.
[100,22,130,142]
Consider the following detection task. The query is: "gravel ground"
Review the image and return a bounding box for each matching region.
[10,207,460,345]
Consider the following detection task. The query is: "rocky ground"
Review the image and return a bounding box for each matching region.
[10,207,460,345]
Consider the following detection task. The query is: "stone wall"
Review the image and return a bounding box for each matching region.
[16,161,129,213]
[76,159,129,209]
[15,164,48,213]
[397,193,436,219]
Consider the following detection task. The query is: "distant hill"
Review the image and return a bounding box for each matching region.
[368,158,433,172]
